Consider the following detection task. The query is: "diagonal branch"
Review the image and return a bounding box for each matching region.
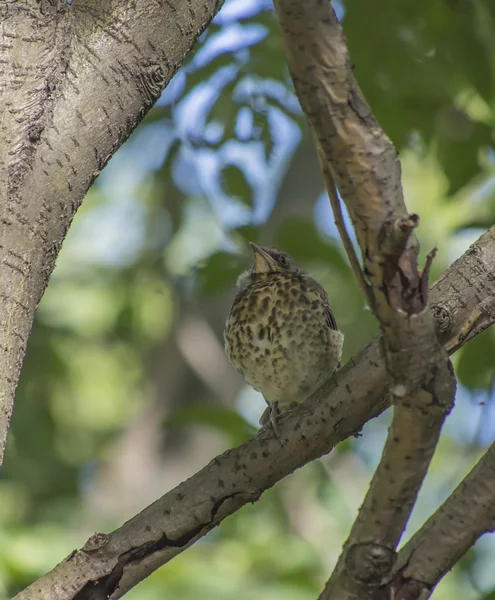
[0,0,225,465]
[376,442,495,600]
[272,1,457,598]
[14,228,495,600]
[0,0,71,466]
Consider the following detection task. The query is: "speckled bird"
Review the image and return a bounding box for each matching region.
[224,242,344,431]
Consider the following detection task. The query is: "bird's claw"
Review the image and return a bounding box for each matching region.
[259,402,286,445]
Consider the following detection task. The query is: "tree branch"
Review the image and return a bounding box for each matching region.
[14,227,495,600]
[271,1,457,597]
[0,0,71,466]
[0,0,225,464]
[318,151,375,311]
[376,441,495,600]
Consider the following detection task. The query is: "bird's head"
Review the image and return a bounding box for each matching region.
[236,242,299,289]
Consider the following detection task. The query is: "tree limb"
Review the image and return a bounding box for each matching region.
[376,441,495,600]
[14,227,495,600]
[0,0,71,466]
[272,1,457,597]
[0,0,225,465]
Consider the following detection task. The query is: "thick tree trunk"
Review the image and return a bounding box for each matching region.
[0,0,224,464]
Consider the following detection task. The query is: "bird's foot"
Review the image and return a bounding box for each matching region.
[259,402,285,445]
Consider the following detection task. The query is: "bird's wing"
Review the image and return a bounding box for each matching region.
[324,304,338,330]
[306,276,339,331]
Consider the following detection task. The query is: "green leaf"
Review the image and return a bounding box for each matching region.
[436,109,492,194]
[342,0,495,156]
[141,105,173,125]
[185,49,235,91]
[221,163,253,207]
[248,12,287,81]
[274,217,348,273]
[456,328,495,389]
[206,79,239,143]
[232,224,261,244]
[165,404,256,446]
[197,251,246,295]
[260,108,276,160]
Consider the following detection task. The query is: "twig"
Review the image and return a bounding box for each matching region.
[319,152,375,311]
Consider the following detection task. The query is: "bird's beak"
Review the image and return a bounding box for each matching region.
[249,242,276,273]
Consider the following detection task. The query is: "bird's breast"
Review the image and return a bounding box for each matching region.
[224,276,343,407]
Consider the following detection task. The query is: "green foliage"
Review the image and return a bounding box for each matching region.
[166,404,256,446]
[197,251,247,294]
[221,163,254,207]
[456,329,495,390]
[274,218,348,273]
[345,0,495,193]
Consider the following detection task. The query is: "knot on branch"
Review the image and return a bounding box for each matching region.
[376,577,429,600]
[138,65,167,105]
[381,213,419,260]
[396,213,419,237]
[345,542,396,583]
[82,532,109,553]
[431,305,451,333]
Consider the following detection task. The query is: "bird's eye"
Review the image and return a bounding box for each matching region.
[278,255,288,266]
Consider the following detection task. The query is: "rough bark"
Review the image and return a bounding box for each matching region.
[272,2,457,597]
[0,0,225,464]
[14,227,495,600]
[376,442,495,599]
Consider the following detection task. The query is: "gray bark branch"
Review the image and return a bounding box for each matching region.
[14,227,495,600]
[377,441,495,599]
[270,2,466,598]
[0,0,225,464]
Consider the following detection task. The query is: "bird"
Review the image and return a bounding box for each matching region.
[224,242,344,436]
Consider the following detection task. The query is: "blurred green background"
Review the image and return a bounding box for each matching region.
[2,0,495,598]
